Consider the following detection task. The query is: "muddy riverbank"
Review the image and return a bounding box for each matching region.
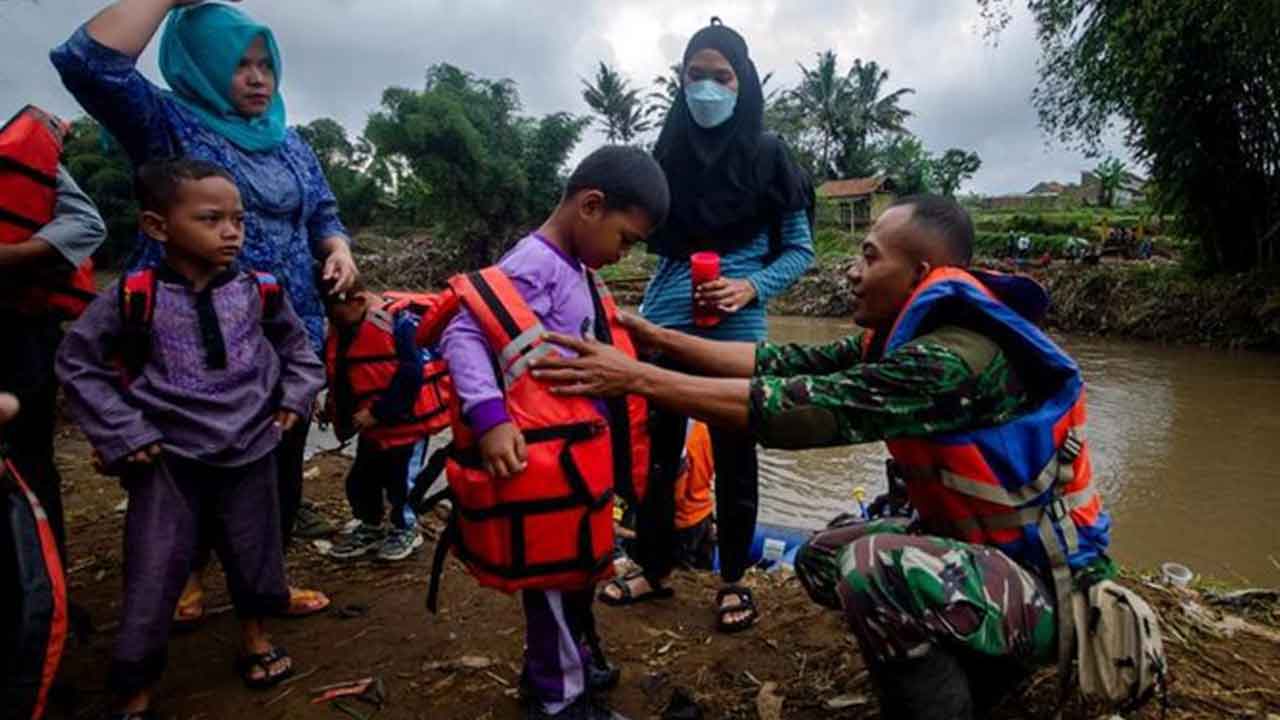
[44,431,1280,719]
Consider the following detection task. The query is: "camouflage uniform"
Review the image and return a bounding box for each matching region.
[748,326,1060,666]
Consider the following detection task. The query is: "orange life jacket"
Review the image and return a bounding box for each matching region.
[674,421,714,530]
[323,293,453,449]
[0,106,95,319]
[430,266,650,597]
[2,456,67,720]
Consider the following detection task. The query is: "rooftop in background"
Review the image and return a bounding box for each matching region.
[817,176,897,199]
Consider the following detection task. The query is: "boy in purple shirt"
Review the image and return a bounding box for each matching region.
[441,146,669,720]
[56,159,324,719]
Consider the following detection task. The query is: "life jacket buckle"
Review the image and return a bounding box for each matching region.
[1047,496,1070,523]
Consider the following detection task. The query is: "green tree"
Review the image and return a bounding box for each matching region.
[61,117,136,267]
[295,117,384,229]
[1093,156,1126,209]
[365,64,589,266]
[790,52,914,180]
[933,148,982,197]
[581,62,651,144]
[978,0,1280,271]
[878,135,934,195]
[838,59,914,178]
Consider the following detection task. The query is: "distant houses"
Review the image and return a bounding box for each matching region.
[980,171,1148,211]
[817,176,899,231]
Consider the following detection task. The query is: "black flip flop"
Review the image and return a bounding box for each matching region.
[235,645,295,690]
[598,569,674,607]
[715,585,759,634]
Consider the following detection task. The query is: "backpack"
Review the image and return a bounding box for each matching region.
[116,268,282,379]
[1069,579,1168,713]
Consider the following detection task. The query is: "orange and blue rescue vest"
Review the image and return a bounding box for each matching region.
[2,454,67,720]
[419,266,650,603]
[0,106,95,319]
[862,267,1111,668]
[323,293,453,449]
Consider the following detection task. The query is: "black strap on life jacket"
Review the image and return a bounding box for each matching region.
[586,275,639,505]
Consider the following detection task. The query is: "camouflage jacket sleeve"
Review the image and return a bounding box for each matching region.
[753,332,868,378]
[748,326,1028,449]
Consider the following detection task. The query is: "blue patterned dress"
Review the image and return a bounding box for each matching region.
[51,26,348,353]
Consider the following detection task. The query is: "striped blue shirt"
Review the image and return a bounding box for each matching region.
[641,210,814,341]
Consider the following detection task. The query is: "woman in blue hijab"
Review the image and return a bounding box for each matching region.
[52,2,347,709]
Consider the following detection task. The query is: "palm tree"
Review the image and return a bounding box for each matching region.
[581,62,651,144]
[841,60,914,175]
[646,63,683,123]
[789,52,914,179]
[790,51,850,179]
[1094,157,1128,208]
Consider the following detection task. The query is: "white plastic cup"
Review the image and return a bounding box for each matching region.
[1161,562,1194,588]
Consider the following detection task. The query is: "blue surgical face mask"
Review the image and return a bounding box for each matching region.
[685,79,738,129]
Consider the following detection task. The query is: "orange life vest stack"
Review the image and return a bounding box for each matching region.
[324,292,453,450]
[0,106,95,319]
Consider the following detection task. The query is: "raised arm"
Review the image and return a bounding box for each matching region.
[84,0,190,58]
[49,1,207,163]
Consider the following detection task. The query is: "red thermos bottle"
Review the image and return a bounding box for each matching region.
[690,251,722,328]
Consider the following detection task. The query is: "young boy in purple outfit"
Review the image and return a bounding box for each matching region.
[56,158,324,720]
[440,146,669,720]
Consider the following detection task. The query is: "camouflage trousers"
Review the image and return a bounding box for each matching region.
[796,518,1057,666]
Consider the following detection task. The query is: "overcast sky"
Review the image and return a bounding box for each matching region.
[0,0,1133,195]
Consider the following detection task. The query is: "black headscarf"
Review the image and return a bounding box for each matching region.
[648,18,812,259]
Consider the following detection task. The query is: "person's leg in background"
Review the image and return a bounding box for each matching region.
[708,425,759,629]
[599,403,684,605]
[328,438,389,560]
[1,319,67,559]
[274,419,330,615]
[376,439,426,562]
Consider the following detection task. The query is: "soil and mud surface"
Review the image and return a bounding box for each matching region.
[44,428,1280,720]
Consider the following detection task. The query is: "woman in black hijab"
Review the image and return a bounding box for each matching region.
[600,18,814,633]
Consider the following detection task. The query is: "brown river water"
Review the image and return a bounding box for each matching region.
[310,316,1280,584]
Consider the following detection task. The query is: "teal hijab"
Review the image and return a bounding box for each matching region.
[159,3,287,153]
